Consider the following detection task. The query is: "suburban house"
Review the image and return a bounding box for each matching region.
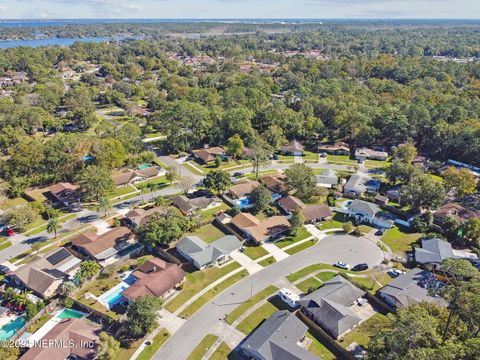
[227,179,260,199]
[171,195,222,216]
[346,200,395,229]
[112,166,165,187]
[231,213,291,244]
[374,194,389,205]
[278,195,333,224]
[316,169,339,188]
[0,71,29,86]
[10,248,81,298]
[176,235,243,269]
[344,174,381,197]
[124,206,166,228]
[354,147,388,161]
[414,238,456,265]
[121,258,185,302]
[71,227,139,266]
[48,182,80,207]
[19,318,100,360]
[378,268,447,309]
[281,139,304,156]
[191,146,226,164]
[434,203,480,224]
[412,155,430,171]
[261,174,289,194]
[298,275,367,339]
[317,141,350,155]
[239,310,319,360]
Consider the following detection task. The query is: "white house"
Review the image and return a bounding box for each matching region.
[347,200,394,229]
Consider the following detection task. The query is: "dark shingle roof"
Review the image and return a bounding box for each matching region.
[415,238,455,264]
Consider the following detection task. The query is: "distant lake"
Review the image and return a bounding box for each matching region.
[0,36,138,49]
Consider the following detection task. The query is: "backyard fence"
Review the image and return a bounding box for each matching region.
[10,298,60,342]
[296,310,357,360]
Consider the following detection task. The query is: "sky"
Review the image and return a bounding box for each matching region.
[1,0,479,20]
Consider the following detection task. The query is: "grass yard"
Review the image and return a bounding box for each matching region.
[136,329,170,360]
[0,239,12,251]
[357,225,375,234]
[243,245,269,260]
[179,269,249,319]
[306,331,337,360]
[236,301,279,334]
[296,277,323,293]
[164,262,241,313]
[225,285,279,325]
[199,202,231,222]
[210,342,232,360]
[197,159,252,174]
[339,313,392,349]
[316,271,337,282]
[186,334,219,360]
[303,151,320,162]
[274,228,311,248]
[344,274,382,293]
[184,161,206,175]
[365,159,390,169]
[327,154,356,165]
[108,185,138,198]
[116,337,144,360]
[287,263,364,283]
[258,256,276,267]
[187,223,225,243]
[381,226,423,255]
[136,176,170,190]
[0,196,29,210]
[285,239,317,255]
[317,212,348,231]
[27,313,52,333]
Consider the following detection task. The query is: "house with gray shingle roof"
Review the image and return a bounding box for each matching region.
[346,200,394,229]
[344,174,381,196]
[239,310,319,360]
[316,169,338,188]
[378,268,447,309]
[176,235,243,269]
[298,275,366,339]
[415,238,456,265]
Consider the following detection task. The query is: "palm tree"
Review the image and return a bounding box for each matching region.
[46,218,60,238]
[96,196,113,217]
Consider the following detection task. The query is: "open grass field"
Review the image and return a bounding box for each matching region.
[318,212,348,230]
[339,313,392,349]
[274,228,311,248]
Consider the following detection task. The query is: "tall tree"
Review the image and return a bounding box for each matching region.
[78,165,115,201]
[46,218,60,238]
[251,185,271,214]
[203,170,232,194]
[97,332,120,360]
[442,167,477,198]
[285,164,317,201]
[225,134,245,160]
[125,296,163,339]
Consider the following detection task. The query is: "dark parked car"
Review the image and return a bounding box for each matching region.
[233,172,243,177]
[0,265,11,275]
[352,263,369,271]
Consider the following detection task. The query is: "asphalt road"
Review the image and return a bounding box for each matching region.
[152,234,384,360]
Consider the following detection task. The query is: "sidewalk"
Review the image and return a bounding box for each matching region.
[230,251,263,274]
[261,242,289,261]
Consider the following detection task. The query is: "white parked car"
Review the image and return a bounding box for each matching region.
[278,288,300,307]
[334,261,350,270]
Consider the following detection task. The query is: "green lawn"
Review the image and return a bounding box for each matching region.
[306,331,337,360]
[27,313,52,333]
[199,202,231,222]
[0,196,29,210]
[303,151,320,162]
[236,301,279,334]
[365,159,390,169]
[243,245,269,260]
[184,161,206,175]
[210,342,232,360]
[357,225,375,234]
[344,274,382,293]
[317,212,347,231]
[287,263,364,283]
[258,256,276,267]
[0,239,12,251]
[340,313,392,349]
[316,271,337,282]
[136,329,170,360]
[327,154,356,165]
[274,228,311,248]
[197,159,252,174]
[179,270,249,319]
[225,285,278,325]
[116,338,144,360]
[108,185,138,198]
[165,262,241,313]
[381,226,423,255]
[186,334,219,360]
[187,224,226,244]
[136,176,169,190]
[296,277,323,293]
[285,239,317,255]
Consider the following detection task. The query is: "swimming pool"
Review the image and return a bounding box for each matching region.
[236,197,254,209]
[0,316,26,340]
[138,164,152,170]
[57,308,85,320]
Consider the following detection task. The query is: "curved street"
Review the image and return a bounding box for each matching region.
[152,234,384,360]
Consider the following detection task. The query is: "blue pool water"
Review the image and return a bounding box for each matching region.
[104,285,129,307]
[0,317,26,340]
[57,308,85,320]
[236,197,253,209]
[138,164,152,170]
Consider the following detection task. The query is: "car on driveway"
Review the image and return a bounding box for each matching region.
[0,265,11,275]
[334,261,350,270]
[386,268,404,278]
[233,172,243,177]
[1,226,15,237]
[352,263,369,271]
